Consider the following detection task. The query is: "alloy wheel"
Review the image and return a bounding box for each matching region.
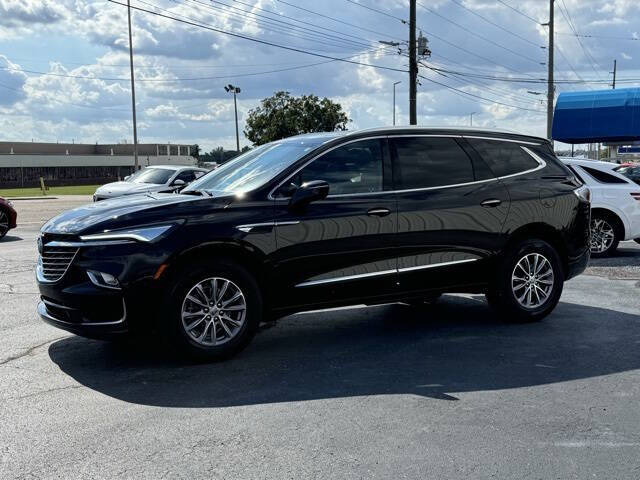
[181,277,247,346]
[0,210,8,237]
[590,218,615,254]
[511,253,554,309]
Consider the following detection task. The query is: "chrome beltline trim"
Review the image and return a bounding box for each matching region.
[296,258,480,287]
[236,221,300,232]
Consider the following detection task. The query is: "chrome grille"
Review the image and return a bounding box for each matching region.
[39,245,78,282]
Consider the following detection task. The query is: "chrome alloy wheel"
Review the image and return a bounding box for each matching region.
[181,277,247,346]
[511,253,554,309]
[590,218,615,254]
[0,210,8,237]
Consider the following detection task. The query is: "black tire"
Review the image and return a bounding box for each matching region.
[590,212,621,258]
[486,239,564,323]
[165,259,263,361]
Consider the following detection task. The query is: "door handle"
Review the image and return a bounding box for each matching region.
[367,208,391,217]
[480,199,502,208]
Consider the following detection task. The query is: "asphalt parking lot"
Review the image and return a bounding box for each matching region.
[1,197,639,479]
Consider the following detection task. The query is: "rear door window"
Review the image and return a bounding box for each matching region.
[467,139,540,177]
[390,137,474,190]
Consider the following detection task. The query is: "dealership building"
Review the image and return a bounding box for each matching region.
[0,141,197,188]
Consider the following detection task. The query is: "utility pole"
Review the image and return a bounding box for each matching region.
[611,59,617,89]
[225,84,241,152]
[409,0,417,125]
[393,81,401,125]
[126,0,139,171]
[470,112,477,126]
[545,0,554,140]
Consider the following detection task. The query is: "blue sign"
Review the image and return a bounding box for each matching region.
[618,146,640,154]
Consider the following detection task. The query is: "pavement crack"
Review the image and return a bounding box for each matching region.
[0,335,67,366]
[9,384,82,401]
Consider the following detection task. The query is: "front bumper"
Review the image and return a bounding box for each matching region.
[38,298,128,339]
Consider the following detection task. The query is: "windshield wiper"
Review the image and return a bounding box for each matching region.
[181,189,213,197]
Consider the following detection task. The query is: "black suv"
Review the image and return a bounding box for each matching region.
[37,128,591,360]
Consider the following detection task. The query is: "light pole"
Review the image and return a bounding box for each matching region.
[224,84,241,152]
[126,0,139,171]
[470,112,477,126]
[393,81,401,126]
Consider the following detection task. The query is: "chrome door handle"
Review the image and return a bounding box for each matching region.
[367,208,391,217]
[480,199,502,208]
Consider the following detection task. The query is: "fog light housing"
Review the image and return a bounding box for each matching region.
[87,270,121,289]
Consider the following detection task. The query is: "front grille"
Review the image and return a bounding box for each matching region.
[39,245,78,282]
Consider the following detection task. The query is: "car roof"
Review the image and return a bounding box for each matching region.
[559,157,618,170]
[145,165,205,171]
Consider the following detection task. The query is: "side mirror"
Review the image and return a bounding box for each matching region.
[289,180,329,211]
[172,179,186,187]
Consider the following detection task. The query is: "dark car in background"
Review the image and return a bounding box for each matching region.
[615,164,640,186]
[0,197,17,239]
[36,127,591,360]
[92,165,208,201]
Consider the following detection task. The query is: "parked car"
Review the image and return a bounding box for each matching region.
[37,127,591,360]
[560,157,640,255]
[615,164,640,186]
[0,197,17,239]
[92,165,208,201]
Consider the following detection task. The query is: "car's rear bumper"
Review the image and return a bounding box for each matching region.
[566,246,590,280]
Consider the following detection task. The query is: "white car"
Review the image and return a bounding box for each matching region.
[560,157,640,256]
[93,165,208,201]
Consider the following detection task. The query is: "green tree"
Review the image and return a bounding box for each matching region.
[244,91,350,145]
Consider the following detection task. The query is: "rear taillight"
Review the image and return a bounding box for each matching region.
[574,185,591,203]
[631,193,640,201]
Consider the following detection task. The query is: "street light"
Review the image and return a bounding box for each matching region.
[224,84,241,152]
[393,81,402,126]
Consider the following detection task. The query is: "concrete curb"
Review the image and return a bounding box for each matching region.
[6,197,59,201]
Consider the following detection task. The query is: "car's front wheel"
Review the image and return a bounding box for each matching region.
[166,260,262,361]
[486,239,564,323]
[0,209,9,239]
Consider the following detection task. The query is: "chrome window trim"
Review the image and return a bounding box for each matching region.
[270,134,547,201]
[463,135,541,146]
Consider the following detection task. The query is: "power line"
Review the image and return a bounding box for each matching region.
[106,0,408,73]
[556,31,640,41]
[342,0,407,24]
[418,73,545,113]
[276,0,406,43]
[416,1,543,65]
[447,0,541,48]
[495,0,540,23]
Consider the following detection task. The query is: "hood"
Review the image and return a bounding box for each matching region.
[41,193,227,235]
[95,181,164,196]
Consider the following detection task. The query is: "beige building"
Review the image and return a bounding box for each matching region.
[0,141,197,188]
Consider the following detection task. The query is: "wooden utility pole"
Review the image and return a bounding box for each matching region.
[409,0,417,125]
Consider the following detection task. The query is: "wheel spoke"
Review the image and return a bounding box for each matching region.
[221,314,241,327]
[218,317,233,337]
[217,280,229,302]
[185,315,206,332]
[186,295,207,308]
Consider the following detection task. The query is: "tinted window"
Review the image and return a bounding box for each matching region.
[391,137,474,190]
[282,139,384,196]
[581,166,629,184]
[565,165,585,184]
[175,170,196,183]
[468,139,539,177]
[128,168,175,185]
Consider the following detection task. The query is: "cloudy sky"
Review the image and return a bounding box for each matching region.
[0,0,638,151]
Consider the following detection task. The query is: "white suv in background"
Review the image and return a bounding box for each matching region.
[560,157,640,257]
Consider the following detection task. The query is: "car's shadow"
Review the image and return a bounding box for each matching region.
[49,296,640,408]
[0,235,22,243]
[589,243,640,268]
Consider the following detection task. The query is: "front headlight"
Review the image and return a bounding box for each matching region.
[79,224,176,243]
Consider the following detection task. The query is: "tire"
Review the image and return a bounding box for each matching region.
[590,212,621,258]
[486,239,564,323]
[165,259,263,361]
[0,208,9,239]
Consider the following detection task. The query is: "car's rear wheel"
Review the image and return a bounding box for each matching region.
[590,213,620,257]
[486,239,563,323]
[166,260,262,361]
[0,209,9,239]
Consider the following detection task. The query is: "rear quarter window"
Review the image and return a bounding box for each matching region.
[580,166,629,184]
[467,139,540,177]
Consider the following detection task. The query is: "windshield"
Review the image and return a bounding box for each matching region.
[184,139,329,195]
[127,168,175,185]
